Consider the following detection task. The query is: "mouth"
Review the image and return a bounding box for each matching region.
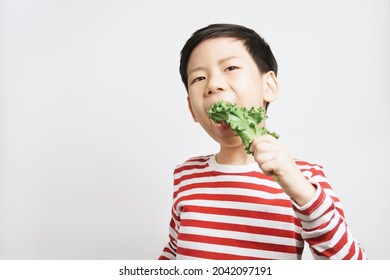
[207,99,235,131]
[211,119,231,130]
[207,99,233,111]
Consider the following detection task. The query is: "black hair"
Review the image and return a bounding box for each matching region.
[179,23,278,93]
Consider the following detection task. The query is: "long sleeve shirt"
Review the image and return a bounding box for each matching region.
[159,155,366,260]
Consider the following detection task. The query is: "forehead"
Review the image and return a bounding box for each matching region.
[187,37,250,69]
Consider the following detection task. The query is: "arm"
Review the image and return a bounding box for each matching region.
[251,135,367,259]
[159,215,179,260]
[159,195,180,260]
[250,135,316,206]
[292,166,366,259]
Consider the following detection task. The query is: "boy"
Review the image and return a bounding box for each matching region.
[159,23,366,260]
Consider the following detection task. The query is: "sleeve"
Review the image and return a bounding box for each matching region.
[158,209,180,260]
[291,163,367,260]
[159,170,181,260]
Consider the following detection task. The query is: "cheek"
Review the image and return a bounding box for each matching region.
[232,73,257,91]
[189,98,202,112]
[234,80,264,104]
[188,83,206,97]
[189,100,206,120]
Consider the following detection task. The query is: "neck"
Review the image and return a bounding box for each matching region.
[216,145,255,165]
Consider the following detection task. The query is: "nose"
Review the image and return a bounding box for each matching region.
[204,73,226,96]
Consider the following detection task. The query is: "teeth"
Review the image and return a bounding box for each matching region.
[211,120,222,126]
[211,119,229,129]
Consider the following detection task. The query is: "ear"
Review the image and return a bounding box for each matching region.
[263,71,279,103]
[187,96,198,122]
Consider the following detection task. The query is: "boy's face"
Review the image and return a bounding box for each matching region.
[186,37,278,149]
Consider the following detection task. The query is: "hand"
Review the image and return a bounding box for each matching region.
[250,135,316,206]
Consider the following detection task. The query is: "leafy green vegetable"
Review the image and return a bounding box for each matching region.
[207,99,279,155]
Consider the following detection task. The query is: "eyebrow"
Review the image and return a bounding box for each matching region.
[188,56,240,76]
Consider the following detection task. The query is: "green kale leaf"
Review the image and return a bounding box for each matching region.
[207,99,279,155]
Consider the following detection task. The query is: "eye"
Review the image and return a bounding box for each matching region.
[226,66,238,71]
[191,76,206,84]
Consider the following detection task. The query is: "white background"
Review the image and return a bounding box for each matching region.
[0,0,389,260]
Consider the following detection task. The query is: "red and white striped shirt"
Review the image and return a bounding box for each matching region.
[159,155,366,260]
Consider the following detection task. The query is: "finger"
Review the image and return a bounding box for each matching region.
[251,141,279,154]
[251,135,279,150]
[255,134,279,143]
[259,160,278,177]
[254,152,276,166]
[254,151,278,177]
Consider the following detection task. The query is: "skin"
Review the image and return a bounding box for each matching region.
[186,37,315,206]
